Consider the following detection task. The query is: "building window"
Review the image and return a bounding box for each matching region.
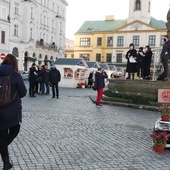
[57,6,59,14]
[107,37,113,46]
[106,53,112,62]
[96,54,101,62]
[47,0,49,8]
[117,36,124,46]
[80,38,90,46]
[1,31,5,44]
[160,35,164,45]
[97,37,102,46]
[30,28,33,39]
[31,7,33,18]
[135,0,141,10]
[116,53,122,63]
[148,2,150,12]
[1,6,7,19]
[71,54,74,58]
[52,3,54,11]
[14,3,19,15]
[80,54,90,61]
[60,22,62,31]
[14,25,18,36]
[133,36,139,46]
[52,19,54,28]
[12,47,19,57]
[149,35,155,46]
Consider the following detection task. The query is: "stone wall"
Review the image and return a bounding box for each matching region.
[108,79,170,99]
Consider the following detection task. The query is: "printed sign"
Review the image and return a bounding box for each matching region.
[158,89,170,103]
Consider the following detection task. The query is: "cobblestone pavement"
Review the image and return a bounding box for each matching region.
[1,81,170,170]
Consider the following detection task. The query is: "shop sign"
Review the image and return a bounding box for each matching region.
[158,89,170,103]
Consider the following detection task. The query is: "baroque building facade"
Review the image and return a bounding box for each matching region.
[74,0,167,67]
[0,0,68,71]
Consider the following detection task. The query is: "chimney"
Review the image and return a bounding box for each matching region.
[105,15,114,21]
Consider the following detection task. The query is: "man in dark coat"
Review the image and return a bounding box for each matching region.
[49,66,61,98]
[0,54,27,170]
[95,68,108,107]
[39,65,46,94]
[160,35,170,81]
[28,63,38,97]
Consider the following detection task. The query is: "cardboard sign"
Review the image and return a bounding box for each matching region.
[158,89,170,103]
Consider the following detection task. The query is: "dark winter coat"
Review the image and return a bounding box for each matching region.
[126,49,137,73]
[39,68,46,83]
[95,71,108,89]
[49,67,61,84]
[29,66,38,82]
[161,41,170,60]
[143,50,152,67]
[0,65,27,129]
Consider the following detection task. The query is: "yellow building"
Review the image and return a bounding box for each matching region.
[74,0,167,67]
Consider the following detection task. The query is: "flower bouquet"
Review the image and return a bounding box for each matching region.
[159,104,170,121]
[151,131,170,152]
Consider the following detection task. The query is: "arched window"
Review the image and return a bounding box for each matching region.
[12,47,19,57]
[135,0,141,10]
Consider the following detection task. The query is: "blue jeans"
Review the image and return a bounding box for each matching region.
[45,83,50,94]
[40,82,45,94]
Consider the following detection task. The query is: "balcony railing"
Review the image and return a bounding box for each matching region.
[36,41,60,52]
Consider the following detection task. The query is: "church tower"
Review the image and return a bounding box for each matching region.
[127,0,151,24]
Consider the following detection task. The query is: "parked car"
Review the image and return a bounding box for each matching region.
[21,71,29,80]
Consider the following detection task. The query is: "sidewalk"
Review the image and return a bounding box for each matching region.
[1,83,170,170]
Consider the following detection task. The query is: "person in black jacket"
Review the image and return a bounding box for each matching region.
[125,43,137,80]
[95,68,108,107]
[143,45,152,80]
[49,65,61,98]
[0,54,27,170]
[160,35,170,81]
[28,63,38,97]
[137,47,145,79]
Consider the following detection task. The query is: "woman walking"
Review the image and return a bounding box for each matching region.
[0,54,27,170]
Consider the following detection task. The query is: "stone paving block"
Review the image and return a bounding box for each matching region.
[1,82,169,169]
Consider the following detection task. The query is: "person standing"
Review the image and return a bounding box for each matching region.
[38,65,46,95]
[44,65,50,95]
[95,68,108,107]
[0,54,27,170]
[49,66,61,99]
[143,45,152,80]
[88,71,94,88]
[125,43,137,80]
[28,63,38,97]
[160,35,170,81]
[137,47,145,79]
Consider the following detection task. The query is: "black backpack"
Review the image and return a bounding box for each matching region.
[0,76,17,106]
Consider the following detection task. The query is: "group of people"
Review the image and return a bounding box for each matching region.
[125,43,153,80]
[28,63,61,99]
[125,35,170,81]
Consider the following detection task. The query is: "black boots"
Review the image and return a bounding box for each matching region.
[2,156,13,170]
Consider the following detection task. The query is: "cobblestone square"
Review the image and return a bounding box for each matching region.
[1,81,170,170]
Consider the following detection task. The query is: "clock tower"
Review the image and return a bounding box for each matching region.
[128,0,151,24]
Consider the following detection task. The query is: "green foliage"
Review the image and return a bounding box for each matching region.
[104,90,156,105]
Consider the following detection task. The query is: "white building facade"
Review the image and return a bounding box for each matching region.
[0,0,68,71]
[0,0,10,60]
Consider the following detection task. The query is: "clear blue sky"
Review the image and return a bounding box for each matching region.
[65,0,170,40]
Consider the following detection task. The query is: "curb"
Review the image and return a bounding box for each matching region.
[89,95,159,112]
